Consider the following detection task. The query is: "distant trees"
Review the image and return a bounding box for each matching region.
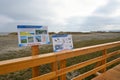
[8,31,120,36]
[9,32,18,35]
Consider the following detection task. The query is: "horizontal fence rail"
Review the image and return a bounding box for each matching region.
[0,41,120,80]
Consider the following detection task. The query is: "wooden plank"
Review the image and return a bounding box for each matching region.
[60,60,66,80]
[101,49,107,72]
[30,58,120,80]
[92,59,120,80]
[0,53,56,75]
[92,70,120,80]
[56,41,120,61]
[29,56,106,80]
[95,50,120,71]
[72,64,106,80]
[113,64,120,71]
[57,56,105,76]
[30,72,56,80]
[107,58,120,67]
[32,45,39,56]
[31,45,40,77]
[107,50,120,58]
[52,62,58,80]
[92,64,120,80]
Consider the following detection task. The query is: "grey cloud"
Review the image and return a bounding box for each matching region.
[94,0,120,15]
[58,0,120,32]
[0,0,58,32]
[74,0,120,31]
[0,0,55,20]
[82,16,120,26]
[64,16,120,32]
[0,0,120,32]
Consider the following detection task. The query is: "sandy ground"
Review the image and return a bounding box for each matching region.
[0,32,120,54]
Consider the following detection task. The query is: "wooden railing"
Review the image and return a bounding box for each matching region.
[0,41,120,80]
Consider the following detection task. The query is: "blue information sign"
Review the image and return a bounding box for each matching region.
[17,25,50,47]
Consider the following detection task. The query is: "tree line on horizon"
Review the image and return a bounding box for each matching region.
[8,31,120,35]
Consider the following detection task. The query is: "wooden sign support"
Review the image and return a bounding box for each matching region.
[32,45,40,77]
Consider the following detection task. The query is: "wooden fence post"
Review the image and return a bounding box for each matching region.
[95,49,107,74]
[52,62,58,80]
[101,49,107,72]
[32,45,40,77]
[60,60,66,80]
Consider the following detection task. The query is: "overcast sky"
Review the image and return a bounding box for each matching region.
[0,0,120,32]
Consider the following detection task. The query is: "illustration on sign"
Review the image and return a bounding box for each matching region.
[17,25,50,47]
[52,34,73,52]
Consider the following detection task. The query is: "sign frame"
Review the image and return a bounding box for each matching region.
[17,25,50,47]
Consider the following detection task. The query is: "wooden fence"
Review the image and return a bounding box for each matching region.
[0,41,120,80]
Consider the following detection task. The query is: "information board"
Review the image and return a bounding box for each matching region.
[17,25,50,47]
[52,34,73,52]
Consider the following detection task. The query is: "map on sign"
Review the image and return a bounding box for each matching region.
[17,25,50,47]
[52,34,73,52]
